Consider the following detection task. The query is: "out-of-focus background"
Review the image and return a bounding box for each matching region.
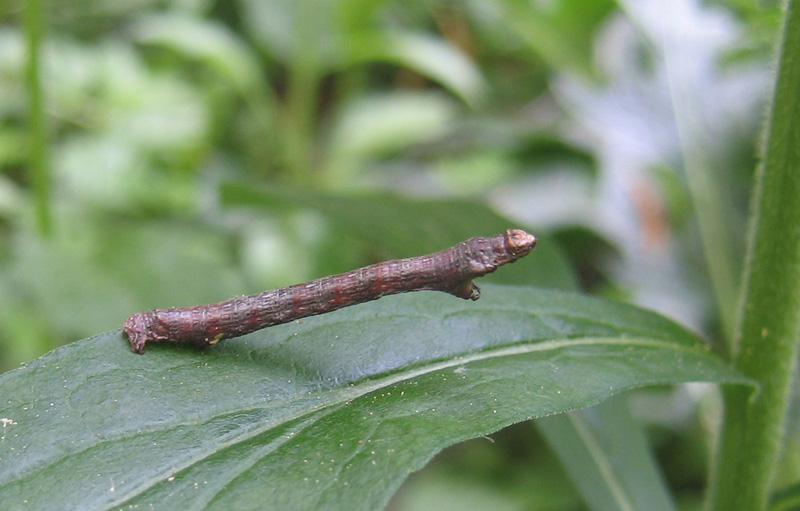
[0,0,781,508]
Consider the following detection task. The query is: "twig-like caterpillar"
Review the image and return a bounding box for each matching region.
[124,229,537,354]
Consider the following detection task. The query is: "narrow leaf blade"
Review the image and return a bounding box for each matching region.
[538,397,676,511]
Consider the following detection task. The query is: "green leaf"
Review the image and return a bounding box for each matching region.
[769,481,800,511]
[131,14,268,96]
[342,30,487,108]
[219,182,576,290]
[0,286,750,510]
[537,397,676,511]
[496,0,615,79]
[237,0,331,62]
[324,91,459,180]
[130,13,278,140]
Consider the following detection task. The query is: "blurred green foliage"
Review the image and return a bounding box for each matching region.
[0,0,789,509]
[2,0,611,367]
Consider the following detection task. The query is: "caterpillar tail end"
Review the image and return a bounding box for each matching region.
[123,313,150,354]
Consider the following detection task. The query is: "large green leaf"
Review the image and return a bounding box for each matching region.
[0,286,750,510]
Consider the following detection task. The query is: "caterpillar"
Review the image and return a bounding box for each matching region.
[123,229,536,354]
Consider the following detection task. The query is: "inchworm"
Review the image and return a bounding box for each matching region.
[124,229,537,354]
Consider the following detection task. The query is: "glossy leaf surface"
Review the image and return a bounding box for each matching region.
[0,287,750,510]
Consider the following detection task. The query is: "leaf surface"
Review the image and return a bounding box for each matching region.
[0,286,750,510]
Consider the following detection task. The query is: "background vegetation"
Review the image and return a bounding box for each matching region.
[1,0,796,510]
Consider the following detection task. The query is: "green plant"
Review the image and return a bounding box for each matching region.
[1,0,798,510]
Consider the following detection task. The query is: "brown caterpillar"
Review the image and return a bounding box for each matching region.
[123,229,537,354]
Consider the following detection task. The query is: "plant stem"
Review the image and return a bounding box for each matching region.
[23,0,51,236]
[707,2,800,510]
